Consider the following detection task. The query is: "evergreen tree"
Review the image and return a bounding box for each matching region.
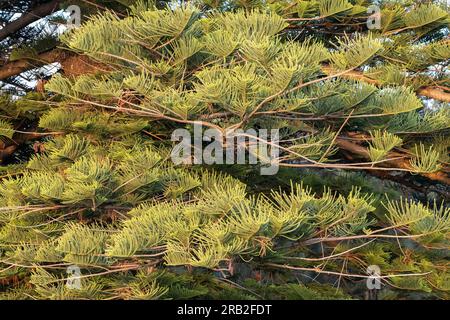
[0,1,146,166]
[0,0,449,300]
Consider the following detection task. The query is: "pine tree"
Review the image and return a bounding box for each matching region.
[0,1,147,167]
[0,0,449,300]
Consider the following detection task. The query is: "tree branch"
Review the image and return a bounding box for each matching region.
[0,48,109,81]
[321,65,450,103]
[0,0,61,42]
[0,48,66,80]
[335,137,450,185]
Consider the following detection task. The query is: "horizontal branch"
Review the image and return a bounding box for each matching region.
[321,65,450,103]
[336,137,450,185]
[265,263,431,280]
[2,50,448,104]
[0,48,67,80]
[0,48,109,81]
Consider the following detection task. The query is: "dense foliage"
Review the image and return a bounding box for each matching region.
[0,0,449,300]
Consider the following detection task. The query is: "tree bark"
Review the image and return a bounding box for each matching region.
[0,0,61,42]
[0,48,109,80]
[321,65,450,103]
[335,137,450,185]
[0,48,67,80]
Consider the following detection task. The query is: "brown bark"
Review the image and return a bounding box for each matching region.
[0,144,18,164]
[0,49,67,80]
[0,0,61,41]
[59,53,112,77]
[417,87,450,102]
[0,128,57,164]
[321,65,450,103]
[0,48,109,80]
[335,137,450,185]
